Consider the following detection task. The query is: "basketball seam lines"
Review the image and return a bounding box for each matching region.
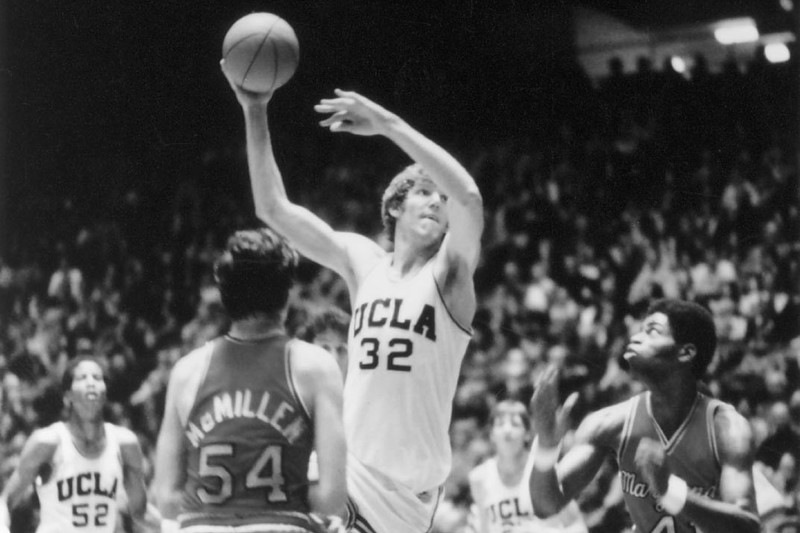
[242,23,279,89]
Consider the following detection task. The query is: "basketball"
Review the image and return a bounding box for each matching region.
[222,13,299,93]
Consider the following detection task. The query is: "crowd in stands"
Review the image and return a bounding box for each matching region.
[1,48,799,532]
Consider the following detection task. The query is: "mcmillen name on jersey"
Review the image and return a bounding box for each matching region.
[351,298,437,341]
[185,389,306,448]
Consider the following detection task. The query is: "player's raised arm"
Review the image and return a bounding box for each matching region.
[316,90,484,270]
[221,66,382,287]
[528,365,618,517]
[0,428,58,532]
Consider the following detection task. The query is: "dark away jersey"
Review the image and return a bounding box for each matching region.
[180,335,316,530]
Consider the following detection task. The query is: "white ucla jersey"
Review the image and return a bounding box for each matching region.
[469,455,583,533]
[345,257,471,493]
[36,422,124,533]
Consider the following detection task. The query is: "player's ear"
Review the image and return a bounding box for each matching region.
[678,343,696,364]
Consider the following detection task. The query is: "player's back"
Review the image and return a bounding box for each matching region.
[618,392,723,533]
[345,257,471,493]
[35,422,124,533]
[180,335,317,531]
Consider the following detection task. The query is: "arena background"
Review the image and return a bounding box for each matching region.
[1,1,799,532]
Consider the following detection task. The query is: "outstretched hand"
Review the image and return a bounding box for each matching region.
[314,89,397,136]
[529,364,579,448]
[220,59,273,108]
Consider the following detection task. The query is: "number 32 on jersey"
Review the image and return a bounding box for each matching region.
[358,338,413,372]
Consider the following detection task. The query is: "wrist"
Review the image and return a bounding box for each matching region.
[532,437,561,472]
[381,113,406,139]
[243,102,268,117]
[658,475,688,515]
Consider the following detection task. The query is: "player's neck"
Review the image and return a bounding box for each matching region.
[647,374,698,437]
[496,448,528,482]
[228,314,285,342]
[390,241,436,276]
[66,417,106,457]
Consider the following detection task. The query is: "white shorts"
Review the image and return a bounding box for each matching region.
[345,454,443,533]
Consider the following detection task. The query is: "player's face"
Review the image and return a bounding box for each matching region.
[490,410,528,455]
[623,312,678,366]
[67,360,107,416]
[396,178,448,243]
[312,328,348,378]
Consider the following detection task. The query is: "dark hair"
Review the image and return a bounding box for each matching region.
[301,306,351,342]
[380,164,428,244]
[61,356,108,393]
[646,298,717,379]
[214,228,299,321]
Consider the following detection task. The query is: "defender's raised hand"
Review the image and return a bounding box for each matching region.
[529,364,579,448]
[314,89,398,136]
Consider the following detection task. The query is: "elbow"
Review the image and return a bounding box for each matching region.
[255,201,279,224]
[254,199,291,229]
[311,482,347,518]
[153,486,176,517]
[461,187,483,212]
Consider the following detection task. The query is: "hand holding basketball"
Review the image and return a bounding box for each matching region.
[314,90,399,137]
[220,59,273,108]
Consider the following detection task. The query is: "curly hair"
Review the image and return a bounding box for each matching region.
[214,227,299,321]
[646,298,717,379]
[380,164,429,244]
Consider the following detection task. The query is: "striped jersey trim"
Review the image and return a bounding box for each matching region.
[617,396,638,465]
[343,498,359,530]
[432,269,473,336]
[646,392,700,454]
[423,486,445,533]
[351,514,377,533]
[179,510,320,531]
[285,339,313,427]
[180,526,315,533]
[706,398,722,468]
